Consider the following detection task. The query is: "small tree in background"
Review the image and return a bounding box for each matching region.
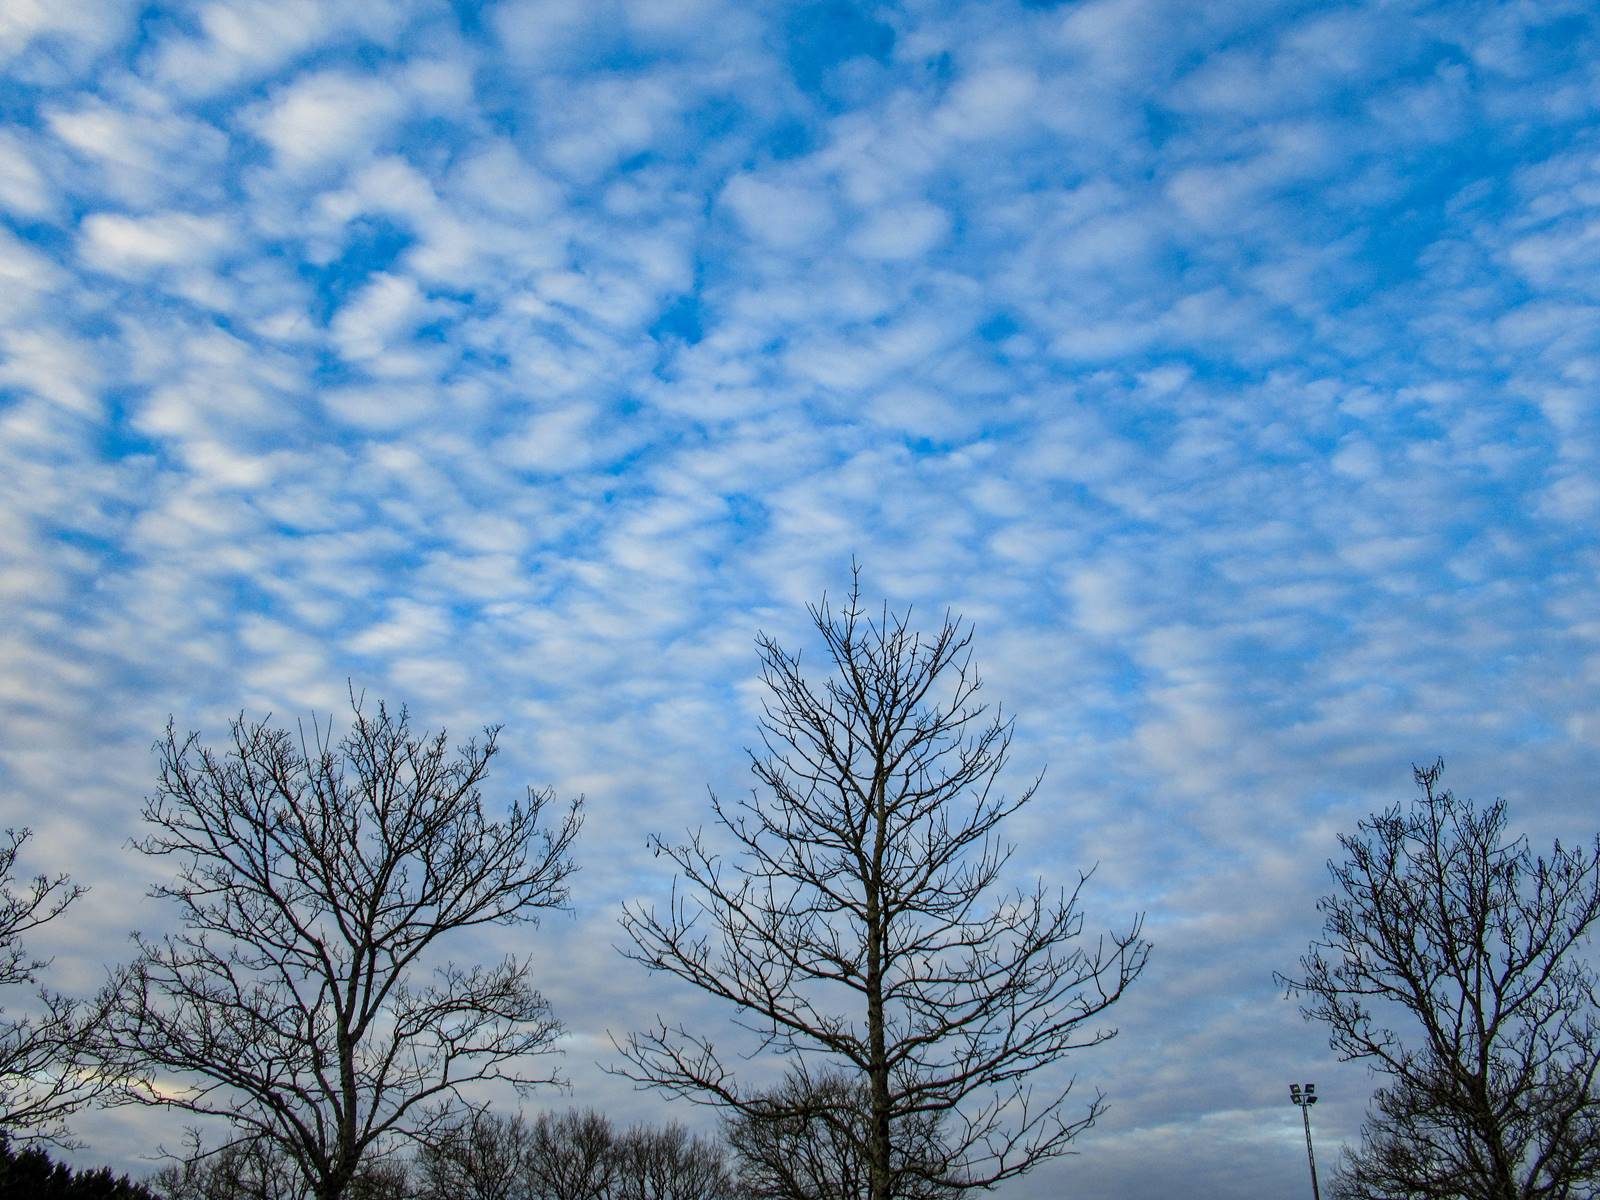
[102,695,583,1200]
[1284,762,1600,1200]
[414,1107,734,1200]
[150,1133,415,1200]
[617,572,1149,1200]
[725,1068,955,1200]
[0,827,111,1146]
[150,1134,313,1200]
[525,1109,618,1200]
[413,1109,535,1200]
[611,1120,736,1200]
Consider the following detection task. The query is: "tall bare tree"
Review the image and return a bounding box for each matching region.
[103,696,582,1200]
[1283,762,1600,1200]
[616,574,1148,1200]
[0,827,110,1145]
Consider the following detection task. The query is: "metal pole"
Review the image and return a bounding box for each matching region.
[1300,1096,1321,1200]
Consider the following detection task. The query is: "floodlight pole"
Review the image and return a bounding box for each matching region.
[1289,1083,1322,1200]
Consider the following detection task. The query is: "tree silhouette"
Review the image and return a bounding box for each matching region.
[617,572,1148,1200]
[103,695,582,1200]
[0,827,111,1145]
[1285,762,1600,1200]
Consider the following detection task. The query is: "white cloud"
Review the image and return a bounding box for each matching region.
[329,271,441,367]
[247,69,407,174]
[449,141,563,220]
[720,173,836,249]
[320,382,444,432]
[5,4,1600,1196]
[932,64,1039,140]
[145,0,411,96]
[1171,8,1391,119]
[78,210,234,276]
[0,1,129,74]
[0,130,53,217]
[541,73,683,180]
[496,404,612,473]
[120,319,307,480]
[0,227,64,318]
[0,328,102,417]
[349,598,451,656]
[1068,562,1143,637]
[46,95,229,208]
[847,201,950,261]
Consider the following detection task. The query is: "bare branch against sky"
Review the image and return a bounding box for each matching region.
[99,698,582,1200]
[617,572,1148,1199]
[0,828,112,1145]
[1283,764,1600,1200]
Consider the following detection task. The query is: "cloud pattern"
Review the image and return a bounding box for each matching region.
[2,1,1599,1195]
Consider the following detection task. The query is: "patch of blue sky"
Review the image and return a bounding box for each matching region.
[650,293,705,347]
[783,2,897,107]
[96,382,170,462]
[301,216,415,316]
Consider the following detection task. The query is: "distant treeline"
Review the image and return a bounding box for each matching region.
[8,1101,883,1200]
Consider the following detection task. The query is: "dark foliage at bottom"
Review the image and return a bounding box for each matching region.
[0,1139,159,1200]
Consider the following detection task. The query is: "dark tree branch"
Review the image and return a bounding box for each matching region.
[99,694,582,1200]
[0,827,111,1146]
[1282,762,1600,1200]
[615,569,1148,1200]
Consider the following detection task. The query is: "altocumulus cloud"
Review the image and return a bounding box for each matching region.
[2,2,1598,1197]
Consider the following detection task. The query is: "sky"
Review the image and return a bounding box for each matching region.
[1,0,1598,1195]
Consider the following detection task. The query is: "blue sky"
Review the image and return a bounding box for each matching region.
[2,0,1599,1196]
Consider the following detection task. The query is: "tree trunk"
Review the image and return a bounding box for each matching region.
[866,762,892,1200]
[866,916,891,1200]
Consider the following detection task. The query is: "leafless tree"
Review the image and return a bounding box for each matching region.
[102,696,583,1200]
[1283,762,1600,1200]
[414,1109,537,1200]
[415,1108,732,1200]
[151,1132,413,1200]
[725,1068,955,1200]
[611,1121,736,1200]
[0,827,111,1145]
[615,573,1149,1200]
[526,1109,619,1200]
[151,1133,316,1200]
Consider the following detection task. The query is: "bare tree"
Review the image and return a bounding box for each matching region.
[151,1133,413,1200]
[616,574,1149,1200]
[102,696,582,1200]
[415,1107,733,1200]
[1283,762,1600,1200]
[526,1109,619,1200]
[414,1109,537,1200]
[0,827,110,1145]
[725,1068,955,1200]
[612,1121,736,1200]
[152,1133,315,1200]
